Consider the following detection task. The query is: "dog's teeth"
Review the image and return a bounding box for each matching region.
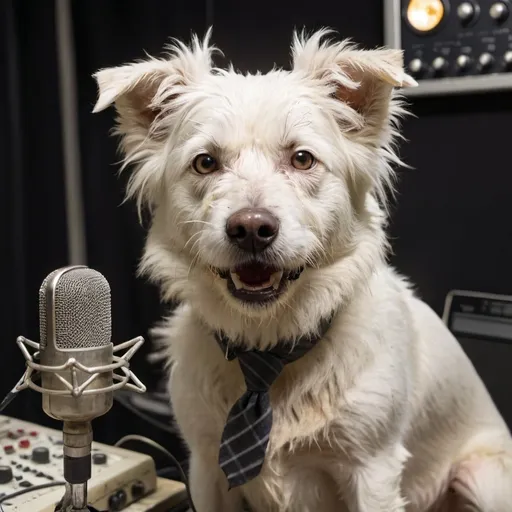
[230,272,244,290]
[230,271,278,291]
[270,271,283,289]
[244,282,272,291]
[230,270,284,291]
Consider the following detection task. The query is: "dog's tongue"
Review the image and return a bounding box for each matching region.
[235,263,275,285]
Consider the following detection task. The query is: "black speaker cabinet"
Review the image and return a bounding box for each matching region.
[443,290,512,427]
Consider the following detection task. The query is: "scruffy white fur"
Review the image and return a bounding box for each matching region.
[93,30,512,511]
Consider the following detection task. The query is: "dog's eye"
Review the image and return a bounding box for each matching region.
[193,154,219,174]
[291,151,315,171]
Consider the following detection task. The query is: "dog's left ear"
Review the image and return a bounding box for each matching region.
[291,30,417,135]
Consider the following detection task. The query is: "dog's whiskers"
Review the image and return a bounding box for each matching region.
[178,219,216,228]
[186,249,202,279]
[183,229,207,251]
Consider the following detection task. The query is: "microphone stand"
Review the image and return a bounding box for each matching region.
[63,421,92,510]
[55,485,103,512]
[55,421,96,512]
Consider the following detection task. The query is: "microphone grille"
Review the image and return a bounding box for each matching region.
[39,267,112,350]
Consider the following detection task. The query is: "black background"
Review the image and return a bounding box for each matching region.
[2,0,511,446]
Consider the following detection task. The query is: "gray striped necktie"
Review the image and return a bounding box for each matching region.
[215,315,334,489]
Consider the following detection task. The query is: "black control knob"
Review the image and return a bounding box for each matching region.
[92,452,108,465]
[457,2,477,23]
[478,52,494,71]
[108,490,127,511]
[131,480,145,500]
[0,466,13,484]
[31,447,50,464]
[490,2,509,21]
[503,51,512,70]
[456,54,472,72]
[432,56,448,74]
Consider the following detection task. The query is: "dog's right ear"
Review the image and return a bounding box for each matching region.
[92,59,176,129]
[91,32,215,213]
[92,31,215,137]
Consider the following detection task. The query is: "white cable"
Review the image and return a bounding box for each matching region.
[55,0,87,265]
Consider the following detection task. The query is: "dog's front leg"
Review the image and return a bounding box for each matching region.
[189,448,243,512]
[342,443,408,512]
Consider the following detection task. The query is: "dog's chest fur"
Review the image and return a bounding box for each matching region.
[164,268,417,510]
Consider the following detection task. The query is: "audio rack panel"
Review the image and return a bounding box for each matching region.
[0,415,158,512]
[384,0,512,95]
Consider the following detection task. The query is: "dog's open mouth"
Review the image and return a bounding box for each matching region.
[213,263,303,304]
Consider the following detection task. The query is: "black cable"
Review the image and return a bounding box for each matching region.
[115,435,197,512]
[113,393,176,435]
[157,465,183,479]
[0,482,66,505]
[0,373,40,414]
[0,381,24,413]
[0,392,18,413]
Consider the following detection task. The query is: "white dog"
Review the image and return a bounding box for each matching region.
[93,30,512,511]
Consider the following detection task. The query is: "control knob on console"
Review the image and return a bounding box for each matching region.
[478,52,494,71]
[490,2,509,22]
[457,2,476,23]
[31,446,50,464]
[109,490,127,511]
[456,54,472,71]
[0,465,13,484]
[131,481,146,500]
[92,452,108,465]
[503,51,512,70]
[432,56,448,74]
[408,58,425,76]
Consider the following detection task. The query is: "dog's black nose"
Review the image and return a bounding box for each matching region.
[226,208,279,253]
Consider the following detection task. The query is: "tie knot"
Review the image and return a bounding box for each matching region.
[237,351,285,392]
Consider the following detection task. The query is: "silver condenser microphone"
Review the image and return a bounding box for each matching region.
[39,266,114,421]
[16,265,146,511]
